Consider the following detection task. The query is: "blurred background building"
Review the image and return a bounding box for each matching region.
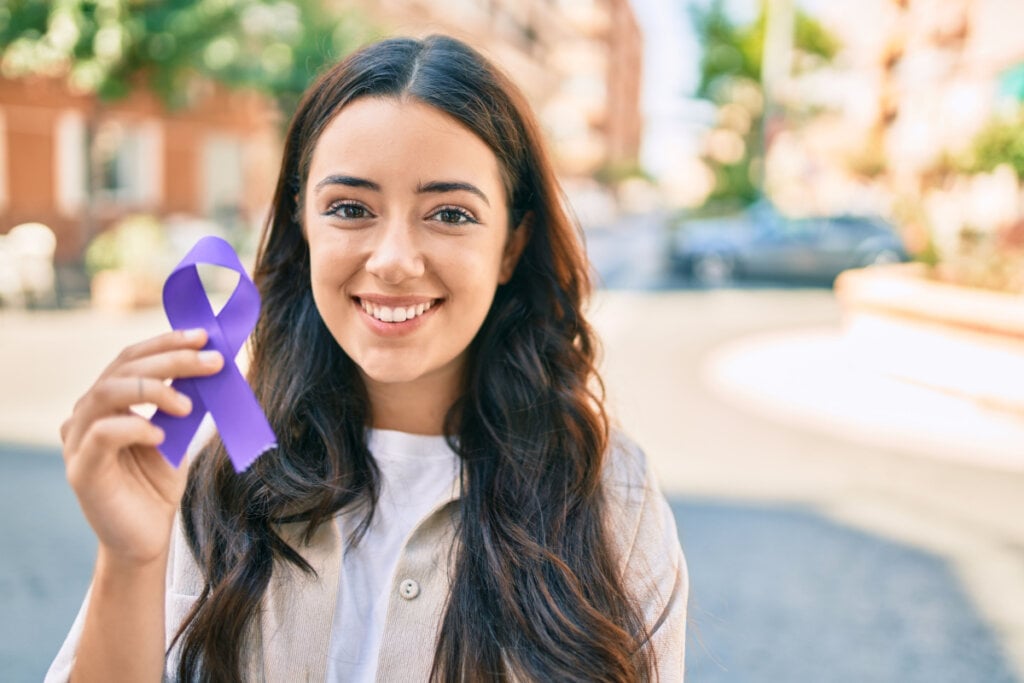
[3,3,1024,681]
[0,0,641,274]
[0,77,280,262]
[351,0,643,178]
[769,0,1024,252]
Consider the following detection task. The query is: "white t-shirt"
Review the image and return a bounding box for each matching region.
[326,429,460,682]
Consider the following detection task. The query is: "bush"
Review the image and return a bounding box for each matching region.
[84,214,169,278]
[961,109,1024,179]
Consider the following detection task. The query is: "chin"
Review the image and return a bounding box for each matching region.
[356,360,431,386]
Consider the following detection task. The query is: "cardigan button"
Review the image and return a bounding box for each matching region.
[399,578,420,600]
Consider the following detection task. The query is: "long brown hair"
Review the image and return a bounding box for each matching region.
[174,35,653,682]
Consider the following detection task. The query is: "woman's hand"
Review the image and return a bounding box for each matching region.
[61,328,224,568]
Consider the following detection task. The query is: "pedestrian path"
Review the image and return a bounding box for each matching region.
[702,326,1024,471]
[3,444,1018,683]
[678,499,1020,683]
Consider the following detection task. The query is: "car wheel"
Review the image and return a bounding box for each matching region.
[692,252,735,286]
[863,249,902,267]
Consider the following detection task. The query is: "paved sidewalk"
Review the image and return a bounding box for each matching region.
[0,307,170,446]
[590,290,1024,679]
[2,291,1022,680]
[704,327,1024,471]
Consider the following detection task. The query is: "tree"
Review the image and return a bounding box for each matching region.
[0,0,376,250]
[689,0,838,208]
[0,0,376,118]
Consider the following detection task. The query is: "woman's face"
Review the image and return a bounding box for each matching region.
[303,97,527,401]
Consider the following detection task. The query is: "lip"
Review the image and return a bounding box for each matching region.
[353,295,442,337]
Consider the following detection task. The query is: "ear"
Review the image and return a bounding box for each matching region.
[499,212,532,284]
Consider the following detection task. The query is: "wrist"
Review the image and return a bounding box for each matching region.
[95,544,169,579]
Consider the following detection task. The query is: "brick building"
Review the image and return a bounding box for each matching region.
[0,75,281,263]
[0,0,642,264]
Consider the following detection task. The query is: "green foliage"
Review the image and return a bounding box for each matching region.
[0,0,378,118]
[793,10,839,65]
[690,0,760,101]
[961,109,1024,179]
[594,160,652,186]
[709,158,760,206]
[690,0,839,103]
[84,213,167,277]
[688,0,838,208]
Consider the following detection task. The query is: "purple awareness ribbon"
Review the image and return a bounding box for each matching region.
[151,236,277,472]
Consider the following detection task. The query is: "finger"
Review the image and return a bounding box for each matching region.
[111,347,225,384]
[67,415,165,485]
[101,328,209,379]
[111,376,195,413]
[65,377,193,452]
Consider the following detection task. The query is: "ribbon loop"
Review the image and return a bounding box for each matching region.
[151,236,277,472]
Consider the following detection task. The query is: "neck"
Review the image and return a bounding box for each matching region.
[363,367,462,436]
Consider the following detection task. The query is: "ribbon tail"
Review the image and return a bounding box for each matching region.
[152,377,206,468]
[203,365,277,473]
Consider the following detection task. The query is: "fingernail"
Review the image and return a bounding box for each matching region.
[183,328,205,341]
[176,393,193,413]
[198,350,222,366]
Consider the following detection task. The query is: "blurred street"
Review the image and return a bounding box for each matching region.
[1,212,1022,681]
[4,1,1024,681]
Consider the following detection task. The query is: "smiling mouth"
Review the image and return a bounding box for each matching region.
[355,297,441,323]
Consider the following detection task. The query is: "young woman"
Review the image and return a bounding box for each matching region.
[49,35,687,682]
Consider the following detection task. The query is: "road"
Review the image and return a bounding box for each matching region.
[1,211,1021,681]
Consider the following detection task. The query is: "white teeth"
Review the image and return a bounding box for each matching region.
[362,299,436,323]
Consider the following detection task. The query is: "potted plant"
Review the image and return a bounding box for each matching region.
[85,214,170,311]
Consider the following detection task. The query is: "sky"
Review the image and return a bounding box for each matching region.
[627,0,708,177]
[628,0,764,107]
[628,0,700,110]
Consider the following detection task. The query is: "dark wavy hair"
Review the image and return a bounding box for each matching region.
[173,34,653,682]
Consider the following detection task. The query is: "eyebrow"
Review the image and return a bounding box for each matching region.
[314,174,381,193]
[314,174,490,206]
[417,180,490,207]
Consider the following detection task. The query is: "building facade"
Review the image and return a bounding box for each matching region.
[0,0,642,263]
[349,0,643,176]
[0,75,280,262]
[766,0,1024,219]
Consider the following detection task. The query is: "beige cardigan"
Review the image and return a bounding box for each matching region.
[47,434,688,681]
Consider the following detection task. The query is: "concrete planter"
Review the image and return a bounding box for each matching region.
[835,263,1024,417]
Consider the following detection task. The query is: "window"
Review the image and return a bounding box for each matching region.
[0,109,6,212]
[93,118,162,206]
[201,134,244,224]
[55,109,86,216]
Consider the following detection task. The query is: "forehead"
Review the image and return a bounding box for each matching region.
[307,97,506,202]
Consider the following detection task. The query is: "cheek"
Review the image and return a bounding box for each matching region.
[307,228,356,282]
[306,241,359,326]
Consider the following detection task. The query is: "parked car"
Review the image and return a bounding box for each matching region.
[669,201,908,285]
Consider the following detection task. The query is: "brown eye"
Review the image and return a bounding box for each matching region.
[430,207,477,225]
[325,202,372,219]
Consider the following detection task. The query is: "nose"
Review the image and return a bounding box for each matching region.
[364,219,425,284]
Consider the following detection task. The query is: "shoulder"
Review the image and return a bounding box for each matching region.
[601,431,689,678]
[600,431,680,566]
[600,430,661,518]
